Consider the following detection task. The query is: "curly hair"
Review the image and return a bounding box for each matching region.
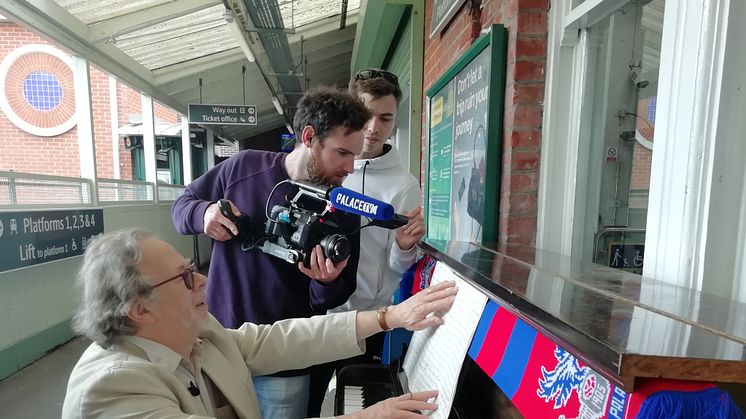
[73,229,155,348]
[293,86,371,144]
[349,70,402,105]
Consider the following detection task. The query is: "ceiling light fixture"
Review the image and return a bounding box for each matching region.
[285,122,294,134]
[224,10,255,63]
[271,95,284,115]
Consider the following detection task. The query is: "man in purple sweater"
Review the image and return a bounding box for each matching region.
[171,86,371,419]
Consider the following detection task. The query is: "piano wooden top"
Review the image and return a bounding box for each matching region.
[420,240,746,391]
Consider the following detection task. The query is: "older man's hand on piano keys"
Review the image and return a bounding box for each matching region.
[339,390,439,418]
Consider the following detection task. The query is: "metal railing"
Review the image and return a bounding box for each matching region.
[0,171,93,207]
[97,178,155,204]
[0,171,186,208]
[157,183,186,202]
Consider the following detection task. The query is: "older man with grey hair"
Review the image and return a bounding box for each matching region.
[62,229,457,419]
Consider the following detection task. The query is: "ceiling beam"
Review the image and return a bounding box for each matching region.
[159,34,354,96]
[0,0,187,113]
[285,11,359,45]
[89,0,222,43]
[164,61,266,97]
[153,49,246,85]
[153,19,356,88]
[174,77,273,105]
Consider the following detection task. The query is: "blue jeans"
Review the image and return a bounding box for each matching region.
[252,374,310,419]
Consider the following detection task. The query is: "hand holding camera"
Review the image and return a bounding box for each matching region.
[297,244,350,283]
[203,199,241,241]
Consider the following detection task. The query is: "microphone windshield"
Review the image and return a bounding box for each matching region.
[329,188,394,221]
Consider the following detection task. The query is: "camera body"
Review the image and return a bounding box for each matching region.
[218,183,351,267]
[262,202,350,266]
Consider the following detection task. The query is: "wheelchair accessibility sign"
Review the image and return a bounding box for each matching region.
[609,243,644,273]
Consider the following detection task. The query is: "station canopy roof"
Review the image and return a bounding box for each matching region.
[1,0,361,141]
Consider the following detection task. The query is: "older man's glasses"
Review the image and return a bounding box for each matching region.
[151,263,197,290]
[355,69,399,85]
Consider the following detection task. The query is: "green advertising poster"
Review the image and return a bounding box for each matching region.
[450,46,490,242]
[427,82,454,240]
[424,25,506,245]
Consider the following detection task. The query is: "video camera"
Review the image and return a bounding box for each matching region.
[218,181,409,267]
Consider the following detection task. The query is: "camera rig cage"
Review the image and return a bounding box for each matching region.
[219,180,408,268]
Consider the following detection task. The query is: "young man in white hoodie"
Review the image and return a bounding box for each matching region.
[307,69,426,416]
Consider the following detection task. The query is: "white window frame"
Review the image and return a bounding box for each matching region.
[538,0,742,298]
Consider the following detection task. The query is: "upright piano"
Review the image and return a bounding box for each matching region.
[337,240,746,418]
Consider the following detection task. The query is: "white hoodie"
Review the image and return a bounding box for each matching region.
[329,143,421,312]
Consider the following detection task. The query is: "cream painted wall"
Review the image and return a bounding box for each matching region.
[0,203,210,353]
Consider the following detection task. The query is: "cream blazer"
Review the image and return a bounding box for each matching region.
[62,312,363,419]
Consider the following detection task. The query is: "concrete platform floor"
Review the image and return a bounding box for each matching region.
[0,337,89,419]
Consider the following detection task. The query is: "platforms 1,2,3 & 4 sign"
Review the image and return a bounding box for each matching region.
[0,209,104,273]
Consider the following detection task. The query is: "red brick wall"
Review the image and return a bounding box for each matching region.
[154,101,179,124]
[631,143,652,189]
[0,22,80,176]
[423,0,548,249]
[631,96,653,189]
[90,65,114,179]
[117,83,141,127]
[0,22,185,182]
[0,22,145,179]
[116,83,144,180]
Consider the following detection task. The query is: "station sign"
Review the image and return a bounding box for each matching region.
[430,0,466,37]
[0,209,104,273]
[215,143,239,157]
[188,104,257,125]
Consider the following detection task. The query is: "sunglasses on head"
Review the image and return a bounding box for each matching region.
[355,69,399,85]
[150,262,198,290]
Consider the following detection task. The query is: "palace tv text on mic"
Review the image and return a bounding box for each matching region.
[329,187,395,221]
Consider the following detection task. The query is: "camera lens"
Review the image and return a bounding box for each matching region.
[319,234,350,262]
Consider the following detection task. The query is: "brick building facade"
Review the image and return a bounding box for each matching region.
[0,21,179,181]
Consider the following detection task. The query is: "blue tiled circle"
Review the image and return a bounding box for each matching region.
[647,96,657,124]
[23,71,63,111]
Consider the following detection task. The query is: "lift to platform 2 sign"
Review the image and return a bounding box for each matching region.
[0,209,104,273]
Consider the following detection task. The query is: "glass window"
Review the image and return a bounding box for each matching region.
[23,71,63,111]
[579,0,665,274]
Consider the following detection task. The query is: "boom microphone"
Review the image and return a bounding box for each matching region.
[329,187,395,221]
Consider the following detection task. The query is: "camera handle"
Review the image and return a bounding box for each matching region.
[217,199,240,236]
[366,213,409,230]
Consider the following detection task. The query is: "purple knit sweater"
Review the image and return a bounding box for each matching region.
[171,150,360,330]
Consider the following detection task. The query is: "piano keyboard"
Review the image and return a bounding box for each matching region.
[342,385,364,414]
[335,363,404,415]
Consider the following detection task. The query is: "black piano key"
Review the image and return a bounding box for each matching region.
[361,382,395,408]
